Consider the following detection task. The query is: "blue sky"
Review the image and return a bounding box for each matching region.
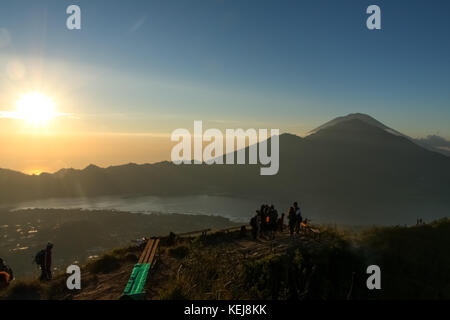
[1,0,450,139]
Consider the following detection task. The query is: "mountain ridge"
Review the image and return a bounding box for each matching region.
[1,113,447,177]
[1,114,449,224]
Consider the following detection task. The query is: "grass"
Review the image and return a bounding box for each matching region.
[1,280,43,300]
[168,245,190,260]
[159,245,235,300]
[86,245,140,274]
[356,218,450,299]
[2,219,450,300]
[157,219,450,300]
[0,244,140,300]
[1,274,76,300]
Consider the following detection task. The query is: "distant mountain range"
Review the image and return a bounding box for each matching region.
[1,113,449,224]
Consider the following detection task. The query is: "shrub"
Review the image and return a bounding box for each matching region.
[124,253,139,263]
[159,283,189,300]
[168,245,190,260]
[86,254,121,274]
[2,280,43,300]
[241,240,365,300]
[111,245,138,258]
[45,276,75,300]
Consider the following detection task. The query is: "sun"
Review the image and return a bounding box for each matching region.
[15,92,58,126]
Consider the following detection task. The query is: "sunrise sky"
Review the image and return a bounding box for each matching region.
[1,0,449,174]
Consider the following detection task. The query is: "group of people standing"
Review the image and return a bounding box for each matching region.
[416,218,426,225]
[249,201,305,240]
[249,204,284,240]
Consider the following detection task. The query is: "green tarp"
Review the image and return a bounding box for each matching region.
[121,263,151,300]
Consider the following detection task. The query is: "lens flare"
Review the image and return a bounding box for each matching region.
[15,92,57,126]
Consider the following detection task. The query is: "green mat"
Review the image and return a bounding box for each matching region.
[121,263,151,300]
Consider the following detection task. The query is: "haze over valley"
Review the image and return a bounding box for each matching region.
[1,113,449,226]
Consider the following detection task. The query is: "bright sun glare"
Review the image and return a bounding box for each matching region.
[16,92,57,126]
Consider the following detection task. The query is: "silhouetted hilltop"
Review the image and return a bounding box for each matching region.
[1,114,449,224]
[308,113,405,137]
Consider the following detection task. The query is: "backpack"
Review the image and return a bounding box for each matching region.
[34,250,45,265]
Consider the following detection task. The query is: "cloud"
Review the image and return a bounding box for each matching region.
[0,28,11,48]
[0,111,20,119]
[0,110,73,120]
[130,16,147,33]
[417,135,450,148]
[6,59,26,80]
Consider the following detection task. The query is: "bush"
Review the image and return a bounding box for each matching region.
[124,253,139,263]
[241,240,365,300]
[359,219,450,299]
[2,280,43,300]
[44,276,75,300]
[86,254,121,274]
[111,245,138,257]
[159,283,189,300]
[242,254,289,299]
[168,245,190,260]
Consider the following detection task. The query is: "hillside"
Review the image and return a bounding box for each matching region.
[1,113,449,224]
[0,208,238,278]
[415,135,450,157]
[2,218,449,300]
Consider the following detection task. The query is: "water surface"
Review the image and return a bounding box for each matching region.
[9,195,265,222]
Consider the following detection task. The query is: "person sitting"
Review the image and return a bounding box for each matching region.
[0,271,10,290]
[0,258,13,280]
[300,218,309,234]
[136,237,148,248]
[0,258,13,289]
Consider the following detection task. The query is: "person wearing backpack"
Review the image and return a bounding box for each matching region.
[35,242,53,281]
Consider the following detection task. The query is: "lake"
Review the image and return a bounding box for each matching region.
[8,195,271,223]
